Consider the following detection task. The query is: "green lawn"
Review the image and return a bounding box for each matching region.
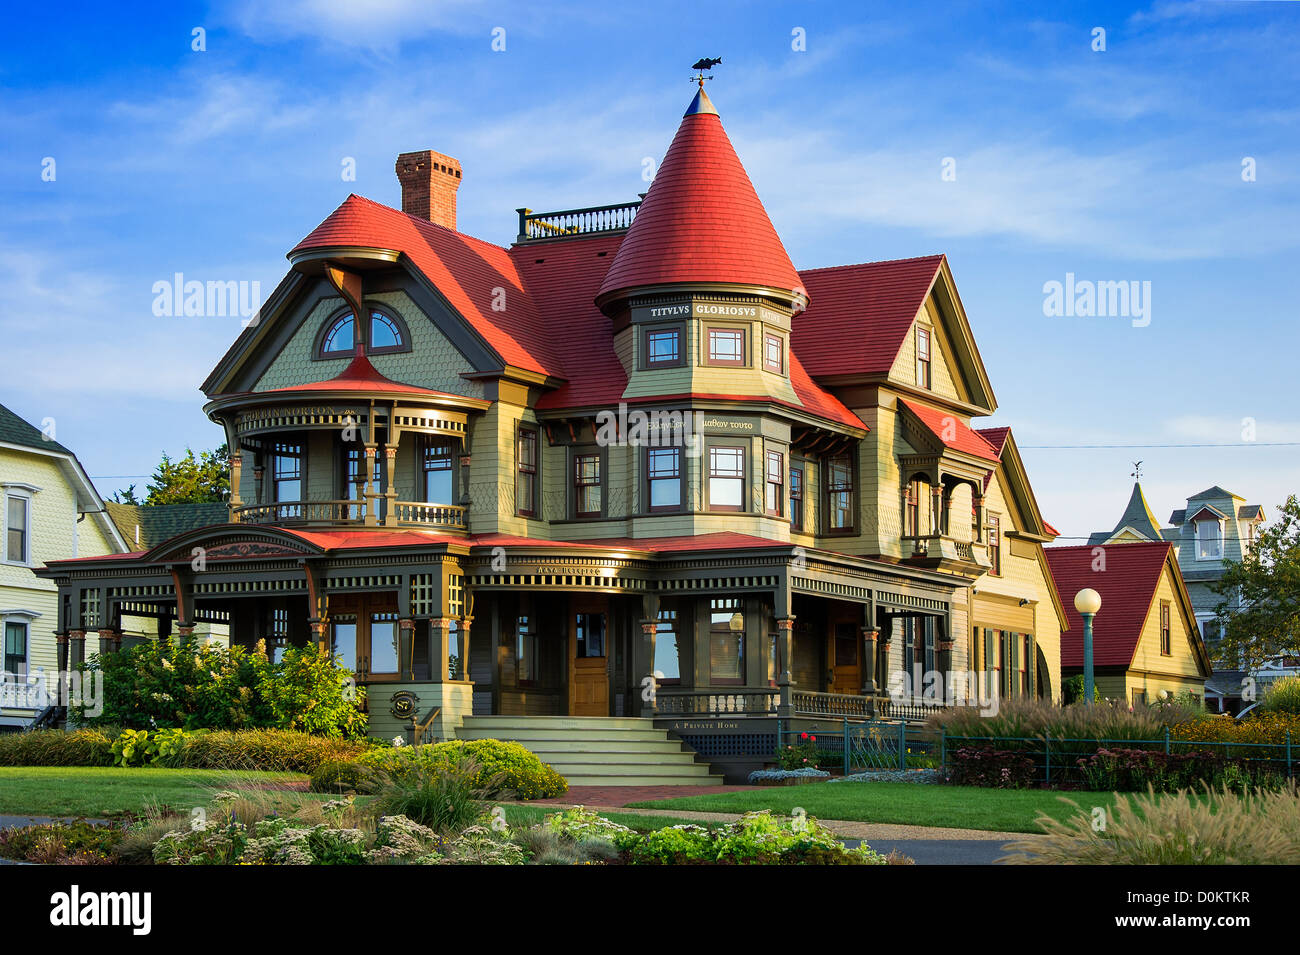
[0,767,309,818]
[627,782,1136,834]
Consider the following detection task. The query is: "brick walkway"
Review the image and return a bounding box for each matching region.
[530,784,757,808]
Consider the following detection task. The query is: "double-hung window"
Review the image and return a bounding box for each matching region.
[826,453,854,531]
[916,327,932,389]
[789,465,804,531]
[4,494,30,564]
[3,621,28,678]
[516,428,537,517]
[764,449,784,517]
[574,453,602,518]
[1196,519,1222,559]
[647,447,681,512]
[421,439,455,505]
[707,446,745,511]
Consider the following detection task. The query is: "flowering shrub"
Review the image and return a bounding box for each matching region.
[542,806,638,849]
[77,639,366,738]
[153,821,248,865]
[1077,748,1282,794]
[946,747,1036,788]
[0,819,122,865]
[777,732,820,770]
[360,739,567,800]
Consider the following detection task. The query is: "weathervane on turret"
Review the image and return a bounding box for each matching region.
[1131,460,1143,482]
[692,57,722,88]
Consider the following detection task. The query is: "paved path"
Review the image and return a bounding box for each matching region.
[507,787,1044,864]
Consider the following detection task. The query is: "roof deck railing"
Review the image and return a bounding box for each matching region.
[515,198,642,243]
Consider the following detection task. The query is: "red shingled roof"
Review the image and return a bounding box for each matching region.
[975,426,1011,457]
[597,90,802,300]
[899,400,1000,462]
[1046,542,1173,668]
[794,256,945,378]
[291,194,560,377]
[249,346,476,402]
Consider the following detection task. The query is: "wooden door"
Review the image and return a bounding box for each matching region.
[829,621,861,695]
[569,601,609,716]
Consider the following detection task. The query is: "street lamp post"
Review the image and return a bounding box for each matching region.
[1074,588,1102,706]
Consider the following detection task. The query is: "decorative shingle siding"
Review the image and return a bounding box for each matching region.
[253,291,484,399]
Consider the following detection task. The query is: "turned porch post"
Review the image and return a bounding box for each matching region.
[398,618,416,681]
[930,484,944,537]
[429,617,452,683]
[363,444,379,526]
[861,626,879,696]
[228,444,243,520]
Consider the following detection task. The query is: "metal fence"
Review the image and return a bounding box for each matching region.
[940,729,1297,787]
[778,718,930,774]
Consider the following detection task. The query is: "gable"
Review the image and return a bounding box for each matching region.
[209,272,492,400]
[888,299,966,402]
[252,287,484,400]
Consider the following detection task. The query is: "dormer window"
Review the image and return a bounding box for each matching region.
[1196,517,1223,559]
[317,306,410,358]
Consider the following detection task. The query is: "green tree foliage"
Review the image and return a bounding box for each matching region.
[113,445,229,505]
[1211,494,1300,671]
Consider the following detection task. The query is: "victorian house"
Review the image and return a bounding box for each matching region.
[37,83,1066,781]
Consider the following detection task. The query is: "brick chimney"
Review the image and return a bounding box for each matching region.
[395,149,462,230]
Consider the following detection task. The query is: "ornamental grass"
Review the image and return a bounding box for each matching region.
[1000,784,1300,865]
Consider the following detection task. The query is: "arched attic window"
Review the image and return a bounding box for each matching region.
[316,305,411,359]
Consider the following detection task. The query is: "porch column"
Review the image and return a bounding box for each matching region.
[97,628,121,655]
[973,494,986,543]
[310,619,329,652]
[176,624,196,645]
[253,464,265,506]
[1026,631,1038,698]
[363,443,379,526]
[383,443,398,526]
[876,619,893,700]
[429,617,452,683]
[775,616,795,719]
[860,627,879,696]
[457,616,473,681]
[937,635,954,702]
[68,630,86,670]
[228,445,243,519]
[398,618,416,681]
[930,484,943,536]
[638,619,658,716]
[56,631,69,677]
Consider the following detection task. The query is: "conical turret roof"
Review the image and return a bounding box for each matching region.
[597,87,803,304]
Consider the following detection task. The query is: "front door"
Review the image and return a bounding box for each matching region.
[570,600,609,716]
[829,621,861,695]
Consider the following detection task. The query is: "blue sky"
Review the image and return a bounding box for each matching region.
[1,0,1296,538]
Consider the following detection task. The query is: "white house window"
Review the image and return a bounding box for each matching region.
[3,620,28,678]
[4,494,30,564]
[1196,518,1223,559]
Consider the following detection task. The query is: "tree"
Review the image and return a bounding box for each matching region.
[115,445,230,505]
[1211,495,1300,671]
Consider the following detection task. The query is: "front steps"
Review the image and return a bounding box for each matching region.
[455,716,723,787]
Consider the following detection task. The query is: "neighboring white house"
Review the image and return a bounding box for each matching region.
[0,403,127,729]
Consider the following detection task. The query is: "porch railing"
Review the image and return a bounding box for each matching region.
[515,200,641,242]
[232,500,365,525]
[792,690,949,723]
[651,687,950,722]
[654,688,779,716]
[0,679,51,710]
[231,500,467,530]
[390,501,467,529]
